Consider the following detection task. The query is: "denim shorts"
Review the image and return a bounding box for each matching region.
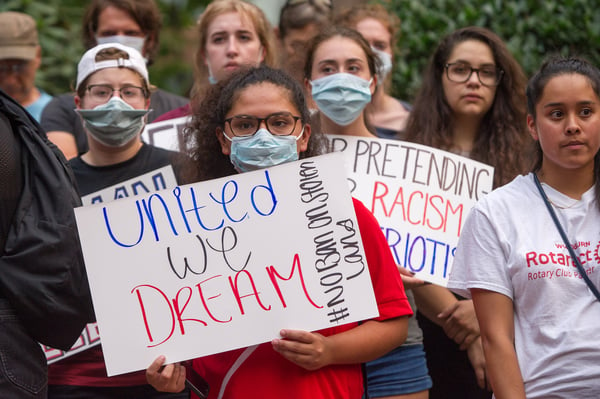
[365,344,432,397]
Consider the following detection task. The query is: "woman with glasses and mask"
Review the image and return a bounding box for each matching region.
[404,26,531,399]
[47,43,190,399]
[146,65,413,399]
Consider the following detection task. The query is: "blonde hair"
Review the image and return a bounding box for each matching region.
[191,0,277,101]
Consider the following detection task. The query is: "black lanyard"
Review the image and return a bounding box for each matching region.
[533,173,600,302]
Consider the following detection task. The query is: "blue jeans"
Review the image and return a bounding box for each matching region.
[365,344,432,397]
[0,298,47,398]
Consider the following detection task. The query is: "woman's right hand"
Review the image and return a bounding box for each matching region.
[146,355,187,393]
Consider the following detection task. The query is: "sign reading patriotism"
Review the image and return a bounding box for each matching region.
[329,135,494,286]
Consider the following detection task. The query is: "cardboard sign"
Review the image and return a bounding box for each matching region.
[44,165,178,364]
[142,116,189,152]
[74,152,378,376]
[329,135,494,286]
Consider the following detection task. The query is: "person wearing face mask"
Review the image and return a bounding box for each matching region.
[145,64,413,399]
[304,25,432,399]
[304,26,377,137]
[152,0,278,123]
[47,43,191,399]
[41,0,188,160]
[335,4,412,140]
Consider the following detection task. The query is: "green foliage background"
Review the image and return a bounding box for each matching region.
[0,0,208,97]
[2,0,600,102]
[383,0,600,101]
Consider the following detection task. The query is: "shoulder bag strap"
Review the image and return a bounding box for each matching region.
[533,173,600,302]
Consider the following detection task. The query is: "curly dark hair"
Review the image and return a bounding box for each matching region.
[184,65,330,183]
[404,26,531,188]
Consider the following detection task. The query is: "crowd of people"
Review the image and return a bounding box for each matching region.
[1,0,599,398]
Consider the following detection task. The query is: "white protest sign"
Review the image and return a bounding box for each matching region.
[44,165,178,364]
[329,135,494,286]
[142,116,190,152]
[74,152,378,376]
[82,165,178,205]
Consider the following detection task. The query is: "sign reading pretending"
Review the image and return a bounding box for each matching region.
[329,135,494,286]
[75,152,378,376]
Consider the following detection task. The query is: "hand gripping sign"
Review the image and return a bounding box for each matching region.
[329,135,494,286]
[74,152,379,376]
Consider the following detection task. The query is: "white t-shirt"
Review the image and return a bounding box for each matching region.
[448,173,600,399]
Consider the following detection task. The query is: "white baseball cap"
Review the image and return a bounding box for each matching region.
[76,42,148,90]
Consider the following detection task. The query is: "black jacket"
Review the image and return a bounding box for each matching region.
[0,89,94,350]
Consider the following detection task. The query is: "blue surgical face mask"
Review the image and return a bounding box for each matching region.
[77,97,149,147]
[310,73,372,126]
[371,47,393,84]
[96,35,146,55]
[225,128,303,173]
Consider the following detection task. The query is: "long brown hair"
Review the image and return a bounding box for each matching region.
[404,26,531,188]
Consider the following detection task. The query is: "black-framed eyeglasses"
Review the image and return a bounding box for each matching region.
[0,61,29,75]
[445,62,504,87]
[85,84,147,102]
[224,113,302,137]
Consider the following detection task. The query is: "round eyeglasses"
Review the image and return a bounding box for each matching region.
[445,62,504,87]
[224,113,302,137]
[85,84,147,102]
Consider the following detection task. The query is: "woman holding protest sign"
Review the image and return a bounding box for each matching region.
[404,26,531,399]
[153,0,277,122]
[47,43,190,399]
[448,55,600,398]
[146,65,413,399]
[303,25,432,399]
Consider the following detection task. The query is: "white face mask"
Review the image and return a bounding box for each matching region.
[96,35,146,56]
[371,47,393,84]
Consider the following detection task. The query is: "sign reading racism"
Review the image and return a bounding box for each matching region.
[74,153,379,376]
[329,135,494,286]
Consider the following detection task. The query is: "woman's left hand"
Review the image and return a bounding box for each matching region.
[271,329,332,371]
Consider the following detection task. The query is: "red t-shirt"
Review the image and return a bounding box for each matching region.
[192,198,412,399]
